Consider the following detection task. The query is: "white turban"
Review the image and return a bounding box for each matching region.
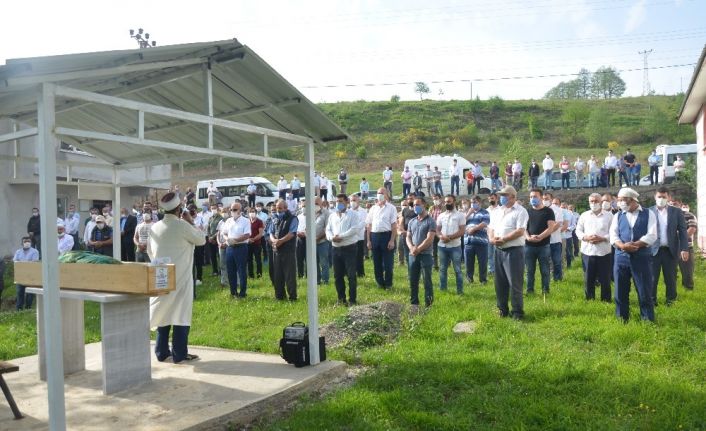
[617,187,639,201]
[160,192,181,211]
[57,218,65,228]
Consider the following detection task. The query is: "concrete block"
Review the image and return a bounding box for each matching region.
[37,296,85,380]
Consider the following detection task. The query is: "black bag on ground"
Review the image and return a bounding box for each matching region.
[279,322,326,367]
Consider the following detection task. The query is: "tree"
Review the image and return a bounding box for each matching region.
[584,106,613,148]
[590,66,626,99]
[390,94,400,103]
[561,101,591,144]
[576,68,592,99]
[414,82,430,100]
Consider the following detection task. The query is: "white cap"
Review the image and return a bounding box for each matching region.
[617,187,639,201]
[57,218,65,228]
[159,192,181,211]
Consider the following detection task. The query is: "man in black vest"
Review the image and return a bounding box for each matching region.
[650,187,689,306]
[609,188,658,322]
[269,199,299,300]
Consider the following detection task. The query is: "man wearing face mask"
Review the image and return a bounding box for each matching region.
[327,194,361,305]
[397,193,417,266]
[268,199,299,300]
[13,236,39,310]
[464,195,490,285]
[524,189,555,295]
[366,188,398,289]
[296,199,308,278]
[89,215,113,256]
[27,207,41,255]
[64,204,81,251]
[437,195,466,294]
[134,210,154,263]
[650,187,689,306]
[407,197,437,309]
[449,159,461,196]
[57,220,74,255]
[83,208,99,250]
[101,206,113,228]
[277,175,288,200]
[486,193,500,276]
[543,193,566,282]
[350,195,368,277]
[676,201,697,290]
[576,193,613,301]
[223,202,251,298]
[609,187,657,322]
[312,197,331,284]
[247,207,265,279]
[488,186,529,320]
[120,207,138,262]
[528,159,540,190]
[429,194,444,271]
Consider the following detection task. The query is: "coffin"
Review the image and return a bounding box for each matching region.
[14,262,175,295]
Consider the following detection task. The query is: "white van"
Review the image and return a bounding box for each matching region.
[196,177,279,208]
[403,154,492,196]
[656,143,696,183]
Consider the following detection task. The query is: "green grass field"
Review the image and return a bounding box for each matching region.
[1,256,704,430]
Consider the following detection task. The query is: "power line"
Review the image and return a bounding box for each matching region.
[300,63,696,89]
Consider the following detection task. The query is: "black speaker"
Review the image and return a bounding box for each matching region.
[279,322,326,367]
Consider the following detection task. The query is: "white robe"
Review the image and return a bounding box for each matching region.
[148,214,206,328]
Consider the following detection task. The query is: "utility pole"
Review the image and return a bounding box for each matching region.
[638,49,653,96]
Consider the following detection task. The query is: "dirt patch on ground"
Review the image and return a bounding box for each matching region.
[320,301,404,351]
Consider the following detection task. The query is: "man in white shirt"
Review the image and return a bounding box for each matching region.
[436,195,466,294]
[574,157,585,189]
[610,187,657,322]
[64,203,80,251]
[312,172,321,198]
[223,202,251,298]
[488,185,529,320]
[350,194,368,277]
[57,220,74,255]
[560,202,575,269]
[286,193,298,214]
[587,155,599,188]
[327,194,361,305]
[511,159,523,189]
[604,150,618,187]
[543,193,567,282]
[449,159,461,196]
[246,180,257,208]
[295,199,308,279]
[191,206,208,286]
[382,166,393,195]
[216,211,230,286]
[576,193,613,301]
[366,188,398,289]
[401,166,413,199]
[291,175,302,201]
[277,175,288,200]
[207,181,219,205]
[133,210,154,263]
[424,165,434,197]
[83,208,99,249]
[647,150,660,185]
[542,153,554,190]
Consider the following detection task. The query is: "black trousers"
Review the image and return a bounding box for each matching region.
[296,237,307,277]
[333,243,358,303]
[248,242,263,278]
[652,247,678,304]
[649,165,659,184]
[607,168,616,186]
[121,237,135,262]
[356,239,366,276]
[582,253,611,301]
[273,247,297,300]
[679,247,695,289]
[248,194,256,208]
[193,245,205,281]
[208,241,220,274]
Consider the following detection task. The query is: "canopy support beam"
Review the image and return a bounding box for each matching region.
[304,140,320,365]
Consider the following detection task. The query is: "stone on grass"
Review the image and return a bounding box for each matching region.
[453,321,477,334]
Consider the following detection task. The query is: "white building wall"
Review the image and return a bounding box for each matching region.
[695,107,706,253]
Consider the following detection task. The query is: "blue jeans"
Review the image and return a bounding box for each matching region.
[450,176,460,195]
[561,172,570,189]
[589,172,598,188]
[564,238,574,268]
[409,253,433,306]
[488,243,496,274]
[619,171,630,187]
[544,170,553,189]
[226,244,248,297]
[439,246,463,293]
[155,325,190,362]
[491,178,501,192]
[464,242,488,282]
[434,181,443,196]
[550,242,563,281]
[614,251,654,322]
[371,231,394,288]
[316,241,331,284]
[525,245,550,293]
[15,284,34,310]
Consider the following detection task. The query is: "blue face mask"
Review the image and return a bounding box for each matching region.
[530,197,540,207]
[471,203,480,210]
[336,203,346,212]
[277,211,286,218]
[499,196,509,206]
[414,205,424,215]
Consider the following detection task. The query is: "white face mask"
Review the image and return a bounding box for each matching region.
[351,201,359,209]
[617,201,630,212]
[682,207,690,212]
[96,223,106,229]
[601,201,611,211]
[590,203,602,212]
[143,214,152,222]
[377,194,385,202]
[58,232,65,237]
[655,197,668,208]
[543,200,552,207]
[23,242,31,249]
[433,200,441,206]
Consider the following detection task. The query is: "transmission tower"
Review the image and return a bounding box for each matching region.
[638,49,653,95]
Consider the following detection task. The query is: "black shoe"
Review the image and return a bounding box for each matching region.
[497,308,509,318]
[349,300,358,306]
[510,311,524,321]
[174,353,199,364]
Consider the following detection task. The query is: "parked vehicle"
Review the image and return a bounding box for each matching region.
[536,171,591,189]
[652,143,696,184]
[403,154,493,196]
[196,177,278,208]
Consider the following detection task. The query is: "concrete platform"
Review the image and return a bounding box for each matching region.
[0,342,346,430]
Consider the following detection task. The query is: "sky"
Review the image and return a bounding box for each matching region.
[1,0,704,103]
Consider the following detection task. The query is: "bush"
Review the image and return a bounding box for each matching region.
[607,141,620,151]
[355,146,367,159]
[335,150,348,159]
[390,95,400,103]
[488,96,505,111]
[453,122,480,147]
[475,142,491,152]
[432,138,464,154]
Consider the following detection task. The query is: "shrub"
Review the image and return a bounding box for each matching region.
[475,142,491,152]
[335,150,348,159]
[607,141,620,151]
[453,122,480,147]
[390,95,400,103]
[355,146,367,159]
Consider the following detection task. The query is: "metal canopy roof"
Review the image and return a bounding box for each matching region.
[678,44,706,124]
[0,39,350,168]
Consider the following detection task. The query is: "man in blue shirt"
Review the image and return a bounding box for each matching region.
[267,199,299,300]
[464,195,490,284]
[13,236,40,310]
[647,150,660,185]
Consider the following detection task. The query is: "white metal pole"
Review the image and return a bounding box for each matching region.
[202,64,214,149]
[304,140,320,364]
[263,134,268,169]
[112,168,121,260]
[12,120,19,179]
[38,82,67,431]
